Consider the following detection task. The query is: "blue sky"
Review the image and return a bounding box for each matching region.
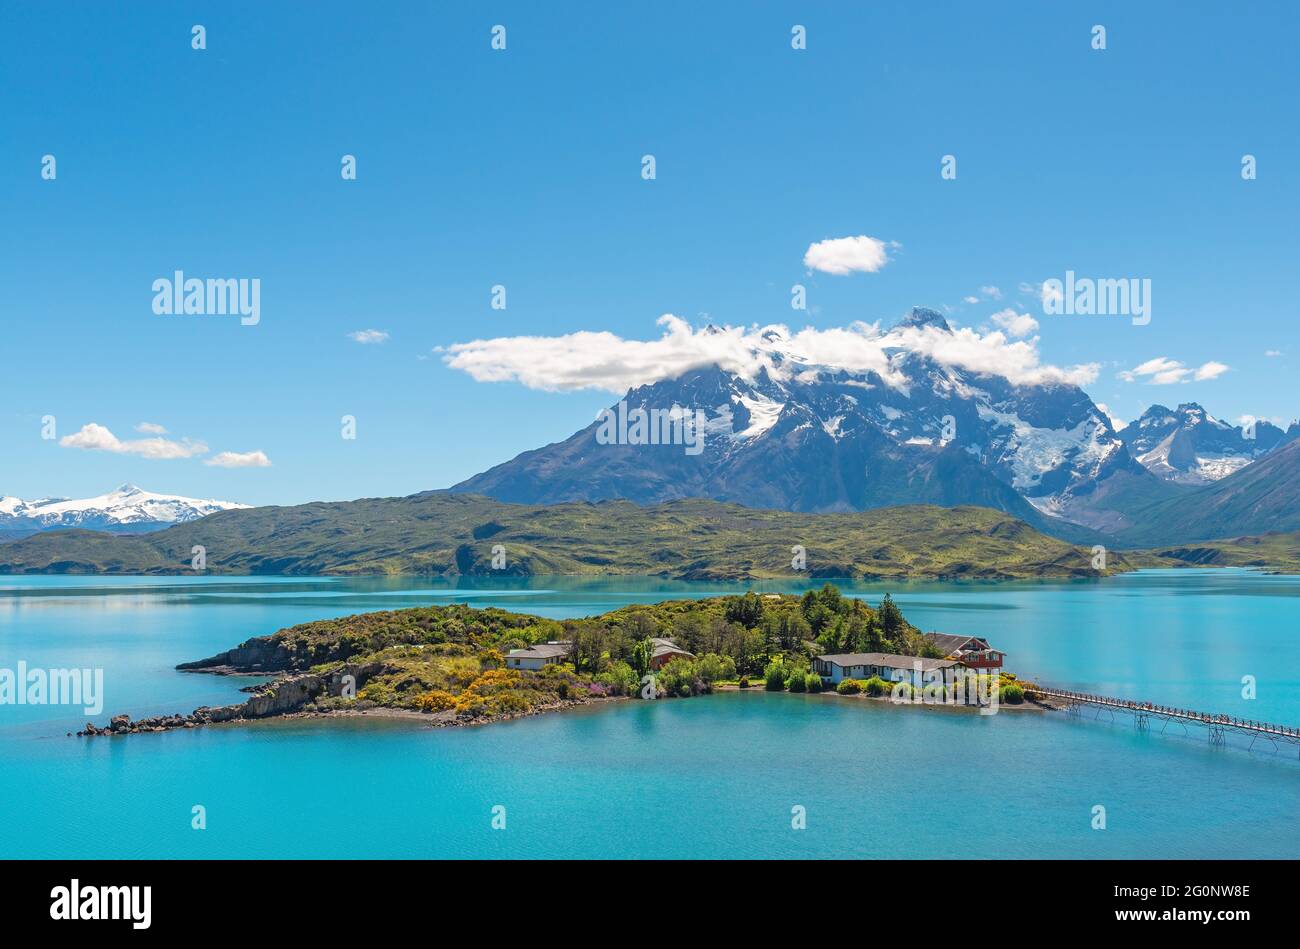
[2,2,1296,506]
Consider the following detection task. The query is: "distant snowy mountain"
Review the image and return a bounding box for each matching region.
[452,307,1174,536]
[1116,437,1300,545]
[0,485,249,540]
[1116,403,1295,485]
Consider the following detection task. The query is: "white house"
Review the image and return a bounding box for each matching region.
[505,642,572,671]
[813,652,963,688]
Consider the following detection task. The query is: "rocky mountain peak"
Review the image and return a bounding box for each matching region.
[894,306,952,333]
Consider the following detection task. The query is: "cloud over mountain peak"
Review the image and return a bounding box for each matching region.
[441,310,1100,395]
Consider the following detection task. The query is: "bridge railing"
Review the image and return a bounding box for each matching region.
[1024,685,1300,737]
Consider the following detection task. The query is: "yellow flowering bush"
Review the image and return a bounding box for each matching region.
[412,690,456,712]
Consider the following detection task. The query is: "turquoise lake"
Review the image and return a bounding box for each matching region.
[1,570,1297,858]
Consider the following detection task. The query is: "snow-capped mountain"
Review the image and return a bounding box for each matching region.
[0,485,249,539]
[1112,436,1300,545]
[1116,403,1295,485]
[452,307,1173,536]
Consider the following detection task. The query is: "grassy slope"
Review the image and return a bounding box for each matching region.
[0,493,1130,579]
[1128,531,1300,573]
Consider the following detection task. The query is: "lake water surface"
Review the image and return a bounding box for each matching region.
[2,570,1297,858]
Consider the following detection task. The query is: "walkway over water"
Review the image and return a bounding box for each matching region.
[1026,686,1300,756]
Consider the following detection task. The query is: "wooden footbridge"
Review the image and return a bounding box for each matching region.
[1025,685,1300,756]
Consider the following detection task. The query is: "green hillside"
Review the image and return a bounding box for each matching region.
[1128,531,1300,573]
[0,492,1128,580]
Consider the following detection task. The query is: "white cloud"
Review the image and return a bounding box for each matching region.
[1239,413,1288,428]
[348,329,390,344]
[962,296,979,305]
[1265,349,1283,357]
[442,313,1100,394]
[60,423,207,460]
[135,422,168,435]
[1119,357,1230,385]
[204,450,271,468]
[979,285,1003,300]
[1119,357,1187,385]
[990,308,1039,338]
[802,235,893,275]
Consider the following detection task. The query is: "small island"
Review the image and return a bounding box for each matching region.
[79,584,1034,736]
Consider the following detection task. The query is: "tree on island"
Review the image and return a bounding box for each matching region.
[724,591,764,628]
[629,637,654,678]
[878,593,905,642]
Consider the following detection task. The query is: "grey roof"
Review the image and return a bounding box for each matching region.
[506,642,572,660]
[651,638,693,659]
[815,652,960,672]
[924,632,992,654]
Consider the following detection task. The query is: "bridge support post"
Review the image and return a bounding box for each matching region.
[1134,711,1149,732]
[1208,724,1226,748]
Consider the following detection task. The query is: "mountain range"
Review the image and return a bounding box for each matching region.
[1112,437,1300,546]
[0,484,248,541]
[452,308,1296,544]
[2,309,1295,565]
[1117,402,1295,485]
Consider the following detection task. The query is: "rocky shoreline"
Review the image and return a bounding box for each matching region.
[77,664,623,737]
[79,675,1048,737]
[78,662,380,737]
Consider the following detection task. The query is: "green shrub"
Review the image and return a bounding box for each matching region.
[921,680,951,703]
[657,657,703,697]
[494,691,532,713]
[999,683,1025,704]
[890,681,915,702]
[783,657,812,681]
[864,676,889,696]
[358,681,395,704]
[695,653,737,684]
[594,660,638,696]
[836,678,863,695]
[764,661,787,691]
[804,673,823,693]
[737,676,750,689]
[788,672,807,693]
